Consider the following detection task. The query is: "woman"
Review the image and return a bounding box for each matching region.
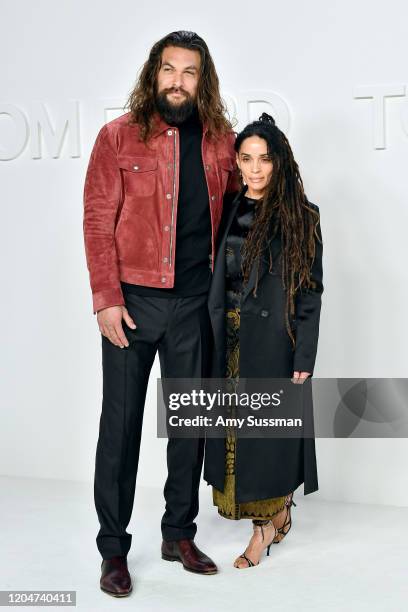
[204,113,323,568]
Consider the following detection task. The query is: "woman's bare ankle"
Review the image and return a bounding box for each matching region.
[233,521,277,568]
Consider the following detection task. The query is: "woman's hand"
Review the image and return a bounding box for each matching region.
[292,371,311,384]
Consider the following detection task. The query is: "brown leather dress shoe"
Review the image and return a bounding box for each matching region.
[161,539,218,575]
[100,555,132,597]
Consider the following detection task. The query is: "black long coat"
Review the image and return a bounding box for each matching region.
[203,187,324,502]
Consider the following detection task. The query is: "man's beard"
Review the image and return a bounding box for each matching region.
[155,88,197,125]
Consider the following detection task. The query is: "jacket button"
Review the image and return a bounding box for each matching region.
[261,310,269,317]
[161,277,167,283]
[167,130,173,136]
[163,257,168,263]
[133,165,139,171]
[206,164,211,170]
[211,195,216,201]
[166,193,172,199]
[164,225,170,231]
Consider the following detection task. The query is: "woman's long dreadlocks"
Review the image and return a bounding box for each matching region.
[238,113,322,347]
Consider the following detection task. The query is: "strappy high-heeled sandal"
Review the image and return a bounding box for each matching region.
[234,519,277,569]
[272,493,297,544]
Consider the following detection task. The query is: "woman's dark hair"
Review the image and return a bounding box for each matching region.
[125,30,232,141]
[237,112,322,346]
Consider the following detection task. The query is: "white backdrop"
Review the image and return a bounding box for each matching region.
[1,0,407,506]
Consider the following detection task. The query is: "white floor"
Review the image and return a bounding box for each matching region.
[0,476,406,611]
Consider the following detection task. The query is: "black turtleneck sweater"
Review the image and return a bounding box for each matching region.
[121,108,211,298]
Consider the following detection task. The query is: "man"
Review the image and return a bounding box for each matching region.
[83,30,238,596]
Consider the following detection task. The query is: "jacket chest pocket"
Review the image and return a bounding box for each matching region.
[217,157,234,194]
[118,155,158,197]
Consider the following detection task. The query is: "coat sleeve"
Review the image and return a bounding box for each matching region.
[83,124,125,314]
[293,206,324,375]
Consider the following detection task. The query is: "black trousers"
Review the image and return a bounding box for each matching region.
[94,293,211,559]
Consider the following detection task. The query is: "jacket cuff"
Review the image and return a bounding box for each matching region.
[92,286,125,314]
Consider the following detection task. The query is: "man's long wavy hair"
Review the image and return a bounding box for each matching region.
[239,113,322,346]
[125,31,232,142]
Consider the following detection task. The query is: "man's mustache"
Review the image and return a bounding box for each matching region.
[162,87,190,97]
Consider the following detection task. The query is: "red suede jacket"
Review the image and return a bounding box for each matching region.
[83,112,238,313]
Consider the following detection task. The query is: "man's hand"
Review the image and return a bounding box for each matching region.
[97,305,137,348]
[292,371,311,384]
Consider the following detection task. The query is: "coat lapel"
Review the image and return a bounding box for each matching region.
[241,232,282,301]
[208,187,244,312]
[220,187,245,244]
